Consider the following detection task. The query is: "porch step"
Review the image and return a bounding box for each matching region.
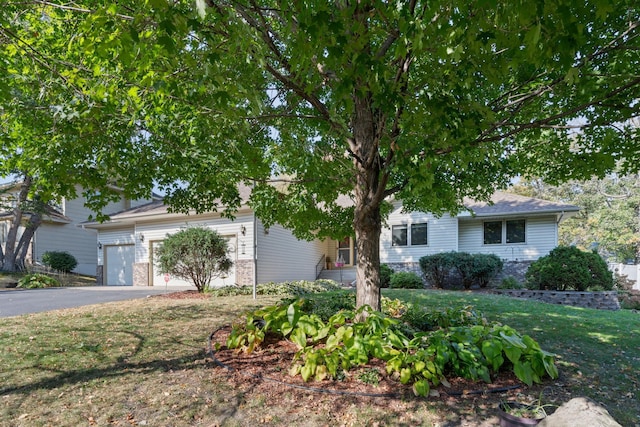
[318,267,356,285]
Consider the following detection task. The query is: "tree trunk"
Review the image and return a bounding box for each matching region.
[2,176,32,272]
[15,210,42,271]
[352,93,385,314]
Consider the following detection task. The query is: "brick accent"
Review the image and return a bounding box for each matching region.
[133,262,150,286]
[495,290,621,310]
[235,259,254,286]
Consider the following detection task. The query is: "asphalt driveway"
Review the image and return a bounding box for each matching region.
[0,286,195,317]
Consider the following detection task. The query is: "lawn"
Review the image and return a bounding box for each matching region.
[1,290,638,426]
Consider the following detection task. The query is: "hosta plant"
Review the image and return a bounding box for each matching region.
[226,299,558,395]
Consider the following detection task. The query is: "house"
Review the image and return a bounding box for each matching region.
[83,189,579,287]
[0,182,157,275]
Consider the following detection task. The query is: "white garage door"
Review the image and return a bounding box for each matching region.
[150,236,237,288]
[105,245,135,286]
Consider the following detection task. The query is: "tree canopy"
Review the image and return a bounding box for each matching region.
[1,1,639,309]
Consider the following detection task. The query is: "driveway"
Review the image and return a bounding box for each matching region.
[0,286,195,317]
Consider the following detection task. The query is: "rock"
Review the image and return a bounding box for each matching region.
[538,397,622,427]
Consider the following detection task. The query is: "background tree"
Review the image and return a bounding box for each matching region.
[510,173,640,263]
[154,227,233,293]
[1,1,639,311]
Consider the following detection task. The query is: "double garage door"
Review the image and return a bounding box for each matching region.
[104,236,237,287]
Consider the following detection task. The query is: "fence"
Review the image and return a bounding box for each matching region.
[608,263,640,290]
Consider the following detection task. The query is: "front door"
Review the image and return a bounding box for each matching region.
[337,237,355,266]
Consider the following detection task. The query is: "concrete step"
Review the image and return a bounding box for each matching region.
[318,267,356,285]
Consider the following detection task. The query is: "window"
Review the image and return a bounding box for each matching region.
[392,223,427,246]
[411,223,428,246]
[483,221,503,245]
[506,220,526,243]
[392,225,407,246]
[483,220,526,245]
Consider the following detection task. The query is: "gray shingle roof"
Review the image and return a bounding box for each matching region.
[462,192,579,217]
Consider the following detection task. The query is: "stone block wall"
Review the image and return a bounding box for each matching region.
[495,289,620,310]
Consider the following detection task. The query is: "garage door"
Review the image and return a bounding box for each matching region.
[150,236,236,287]
[105,245,135,286]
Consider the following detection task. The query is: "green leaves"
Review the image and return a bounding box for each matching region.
[226,299,559,394]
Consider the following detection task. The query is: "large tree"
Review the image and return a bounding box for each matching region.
[2,1,639,310]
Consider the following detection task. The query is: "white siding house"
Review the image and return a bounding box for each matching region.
[84,190,579,287]
[1,183,155,276]
[84,189,326,287]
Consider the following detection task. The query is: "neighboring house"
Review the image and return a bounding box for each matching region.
[0,182,157,275]
[83,189,579,287]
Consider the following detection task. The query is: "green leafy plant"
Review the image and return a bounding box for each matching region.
[208,279,342,297]
[357,368,380,386]
[526,246,614,291]
[389,271,424,289]
[41,251,77,273]
[227,299,558,395]
[17,273,61,289]
[499,276,523,290]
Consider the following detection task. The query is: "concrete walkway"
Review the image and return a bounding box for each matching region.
[0,286,196,318]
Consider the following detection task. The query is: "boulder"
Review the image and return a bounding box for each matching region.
[538,397,621,427]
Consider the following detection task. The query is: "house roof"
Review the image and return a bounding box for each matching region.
[82,185,254,228]
[83,187,579,229]
[461,192,580,218]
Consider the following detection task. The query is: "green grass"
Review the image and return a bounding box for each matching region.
[386,289,640,426]
[1,290,638,426]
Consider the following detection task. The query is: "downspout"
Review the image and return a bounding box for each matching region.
[555,211,565,246]
[253,211,257,300]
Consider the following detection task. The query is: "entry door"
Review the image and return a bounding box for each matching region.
[105,245,134,286]
[337,237,355,266]
[150,236,237,287]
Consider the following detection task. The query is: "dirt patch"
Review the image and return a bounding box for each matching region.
[154,290,210,299]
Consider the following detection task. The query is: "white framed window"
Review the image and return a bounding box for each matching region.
[483,219,526,245]
[392,223,428,246]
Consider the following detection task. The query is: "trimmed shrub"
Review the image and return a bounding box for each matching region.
[471,254,504,288]
[526,246,614,291]
[18,273,61,289]
[379,264,394,288]
[42,251,78,273]
[419,252,456,288]
[420,252,504,289]
[449,252,476,289]
[389,271,424,289]
[498,276,523,289]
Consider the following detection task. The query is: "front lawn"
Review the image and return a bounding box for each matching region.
[0,290,637,426]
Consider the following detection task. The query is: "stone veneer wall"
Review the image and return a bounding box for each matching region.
[133,262,149,286]
[234,259,254,286]
[495,289,620,310]
[96,265,104,286]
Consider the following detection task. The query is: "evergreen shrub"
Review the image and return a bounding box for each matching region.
[42,251,78,273]
[380,264,394,288]
[389,271,424,289]
[525,246,614,291]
